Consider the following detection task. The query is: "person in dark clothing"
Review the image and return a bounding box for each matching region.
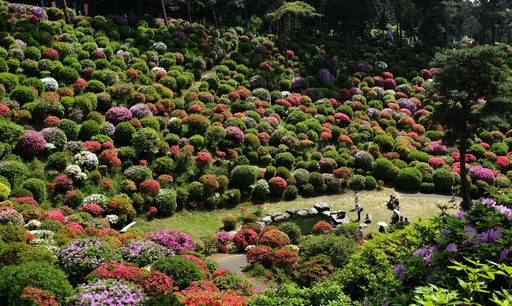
[379,225,386,234]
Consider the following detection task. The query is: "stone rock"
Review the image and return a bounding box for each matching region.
[314,202,330,212]
[307,208,319,215]
[271,212,283,219]
[283,212,292,220]
[297,210,308,217]
[273,215,286,222]
[286,208,299,215]
[262,216,272,224]
[322,211,331,217]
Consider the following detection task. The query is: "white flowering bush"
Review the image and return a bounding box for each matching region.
[106,214,119,224]
[65,165,88,183]
[151,67,166,73]
[24,219,42,230]
[74,151,99,171]
[152,41,167,53]
[41,77,59,91]
[83,194,109,208]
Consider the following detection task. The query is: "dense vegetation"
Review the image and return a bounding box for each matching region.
[1,0,512,304]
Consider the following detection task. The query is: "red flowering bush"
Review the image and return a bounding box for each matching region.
[176,280,249,305]
[246,245,273,267]
[269,246,299,271]
[72,78,88,91]
[14,196,38,206]
[87,262,175,296]
[233,229,258,252]
[268,176,288,196]
[428,157,446,169]
[139,179,161,196]
[43,115,60,127]
[53,175,73,192]
[0,104,11,118]
[79,203,104,217]
[99,149,121,168]
[83,140,101,152]
[195,152,212,169]
[106,196,136,223]
[496,156,511,169]
[259,229,290,248]
[41,48,59,60]
[42,210,66,223]
[146,206,157,220]
[21,286,60,306]
[311,221,333,235]
[66,222,84,232]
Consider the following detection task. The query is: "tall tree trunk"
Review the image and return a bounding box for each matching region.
[281,16,289,69]
[186,0,191,23]
[62,0,71,24]
[160,0,168,26]
[211,3,218,29]
[459,136,471,210]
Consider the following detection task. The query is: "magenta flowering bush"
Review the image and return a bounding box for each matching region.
[16,130,46,156]
[57,238,123,284]
[225,126,245,143]
[215,231,234,246]
[469,165,495,184]
[121,239,174,267]
[143,229,195,254]
[68,279,146,306]
[105,107,133,125]
[195,151,212,169]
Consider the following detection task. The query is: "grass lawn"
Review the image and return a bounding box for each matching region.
[135,187,460,242]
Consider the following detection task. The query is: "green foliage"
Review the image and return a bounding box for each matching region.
[277,222,301,245]
[114,122,136,146]
[22,178,46,203]
[0,261,73,304]
[152,255,205,290]
[372,157,396,182]
[432,168,455,193]
[58,118,80,140]
[132,127,161,158]
[0,160,29,187]
[78,119,101,141]
[395,167,422,191]
[154,189,177,216]
[300,234,358,268]
[230,165,258,190]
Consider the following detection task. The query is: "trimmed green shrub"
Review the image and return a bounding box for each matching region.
[58,118,79,140]
[153,189,177,216]
[9,85,36,105]
[0,261,73,304]
[123,165,153,185]
[419,182,435,193]
[114,121,136,146]
[395,167,422,191]
[230,165,258,190]
[371,157,396,182]
[406,151,431,163]
[432,168,455,193]
[282,185,299,200]
[152,255,205,290]
[490,142,508,156]
[0,160,29,187]
[78,119,101,140]
[277,222,301,245]
[300,234,359,268]
[22,178,46,203]
[364,175,378,190]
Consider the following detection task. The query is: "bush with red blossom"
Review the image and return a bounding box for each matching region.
[246,245,273,267]
[269,246,299,271]
[496,156,510,169]
[268,176,288,196]
[146,206,157,220]
[66,222,84,232]
[311,221,333,235]
[139,179,161,196]
[259,229,290,248]
[99,149,121,168]
[195,151,212,169]
[79,203,104,217]
[176,280,249,305]
[14,196,38,206]
[87,262,175,296]
[21,286,60,306]
[428,157,446,169]
[233,228,258,252]
[83,140,101,152]
[54,175,73,191]
[42,210,66,223]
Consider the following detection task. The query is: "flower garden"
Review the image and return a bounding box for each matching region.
[0,1,512,305]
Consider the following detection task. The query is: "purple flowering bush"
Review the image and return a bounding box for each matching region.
[378,198,512,305]
[143,229,195,254]
[317,68,336,84]
[225,126,245,143]
[105,106,133,125]
[121,239,174,267]
[16,130,47,156]
[129,103,153,118]
[68,279,146,306]
[0,208,24,226]
[57,238,122,284]
[469,165,496,184]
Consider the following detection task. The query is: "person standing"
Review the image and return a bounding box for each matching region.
[357,226,364,239]
[355,203,363,221]
[450,184,456,202]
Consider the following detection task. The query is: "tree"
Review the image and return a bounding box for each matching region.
[430,45,512,210]
[266,1,321,68]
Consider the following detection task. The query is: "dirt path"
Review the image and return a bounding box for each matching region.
[209,253,268,293]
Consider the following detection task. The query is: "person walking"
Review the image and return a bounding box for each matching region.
[450,184,456,202]
[355,203,363,222]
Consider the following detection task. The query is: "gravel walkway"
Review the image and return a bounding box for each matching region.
[209,253,267,292]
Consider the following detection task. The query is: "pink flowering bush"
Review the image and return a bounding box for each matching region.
[469,166,495,184]
[143,229,195,253]
[79,203,104,217]
[195,152,212,169]
[105,107,133,125]
[42,210,66,223]
[233,229,258,252]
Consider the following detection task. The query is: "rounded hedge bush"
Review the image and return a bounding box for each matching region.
[123,165,153,185]
[395,167,422,191]
[432,168,455,193]
[153,189,177,216]
[0,260,73,304]
[283,185,299,200]
[114,121,136,146]
[406,151,431,163]
[22,178,46,203]
[9,85,36,105]
[420,182,435,193]
[230,165,258,190]
[151,255,205,290]
[371,157,396,182]
[277,222,302,245]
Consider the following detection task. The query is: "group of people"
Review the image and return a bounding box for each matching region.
[355,192,411,238]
